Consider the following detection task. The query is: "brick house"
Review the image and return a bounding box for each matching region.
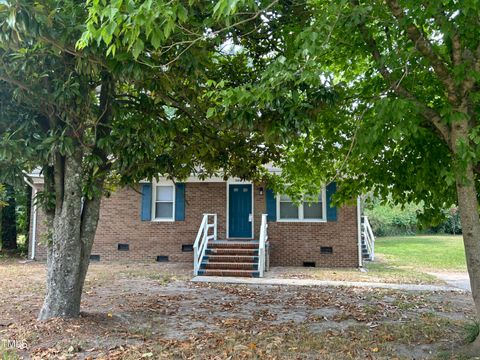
[27,172,373,277]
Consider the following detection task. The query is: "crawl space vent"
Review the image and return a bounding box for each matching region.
[182,244,194,252]
[320,246,333,254]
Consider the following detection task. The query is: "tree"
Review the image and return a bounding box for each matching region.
[0,184,6,207]
[0,184,7,245]
[0,0,288,320]
[199,0,480,354]
[0,184,17,250]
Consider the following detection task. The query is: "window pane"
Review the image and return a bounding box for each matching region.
[280,202,299,219]
[280,194,292,202]
[155,203,173,219]
[156,186,173,201]
[304,202,323,219]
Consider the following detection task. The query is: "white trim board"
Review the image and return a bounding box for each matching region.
[357,196,363,268]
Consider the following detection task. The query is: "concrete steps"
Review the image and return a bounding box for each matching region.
[199,240,259,277]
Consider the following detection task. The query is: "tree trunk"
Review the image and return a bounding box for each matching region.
[1,184,17,250]
[38,73,112,320]
[38,151,103,320]
[456,165,480,354]
[452,121,480,354]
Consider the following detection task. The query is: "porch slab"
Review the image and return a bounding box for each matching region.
[191,276,466,292]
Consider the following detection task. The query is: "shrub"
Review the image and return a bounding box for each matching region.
[432,207,462,235]
[0,184,6,207]
[365,202,419,237]
[464,321,480,344]
[365,200,461,237]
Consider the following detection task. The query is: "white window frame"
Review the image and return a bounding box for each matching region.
[151,180,176,222]
[276,188,327,222]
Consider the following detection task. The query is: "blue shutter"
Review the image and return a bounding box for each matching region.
[141,183,152,221]
[175,183,186,221]
[266,189,277,222]
[326,182,337,221]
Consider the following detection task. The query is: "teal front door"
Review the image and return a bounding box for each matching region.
[229,184,252,238]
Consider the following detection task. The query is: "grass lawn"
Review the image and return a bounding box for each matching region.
[270,234,467,285]
[376,235,467,272]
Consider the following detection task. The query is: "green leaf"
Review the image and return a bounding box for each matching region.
[163,20,174,39]
[150,28,161,49]
[177,4,188,22]
[6,8,16,28]
[132,38,144,59]
[206,107,215,118]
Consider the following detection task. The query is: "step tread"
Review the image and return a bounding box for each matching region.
[208,242,259,249]
[198,269,260,277]
[205,259,257,264]
[201,262,258,270]
[205,255,258,260]
[202,262,256,266]
[207,248,258,252]
[212,240,259,244]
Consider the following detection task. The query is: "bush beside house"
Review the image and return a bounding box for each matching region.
[365,201,461,237]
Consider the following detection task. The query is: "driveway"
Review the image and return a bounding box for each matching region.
[428,272,471,291]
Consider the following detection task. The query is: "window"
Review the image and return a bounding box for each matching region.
[279,194,299,219]
[153,184,175,220]
[277,190,326,222]
[304,194,323,219]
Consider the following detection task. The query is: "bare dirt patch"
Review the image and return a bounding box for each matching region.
[267,258,443,285]
[0,260,477,359]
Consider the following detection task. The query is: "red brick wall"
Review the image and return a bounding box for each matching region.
[30,182,359,267]
[253,185,265,239]
[267,206,359,267]
[91,182,227,262]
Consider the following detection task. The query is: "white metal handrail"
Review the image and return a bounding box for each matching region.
[361,215,375,261]
[193,213,217,275]
[258,214,269,277]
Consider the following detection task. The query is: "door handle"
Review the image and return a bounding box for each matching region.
[248,214,252,222]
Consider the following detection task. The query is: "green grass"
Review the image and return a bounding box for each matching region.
[375,235,467,271]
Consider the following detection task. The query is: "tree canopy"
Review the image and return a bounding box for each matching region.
[0,0,323,319]
[3,0,480,352]
[95,0,480,353]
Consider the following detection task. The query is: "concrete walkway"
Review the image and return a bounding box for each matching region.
[428,272,471,292]
[191,276,466,292]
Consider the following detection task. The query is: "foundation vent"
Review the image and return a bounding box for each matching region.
[320,246,333,254]
[118,243,129,251]
[182,244,194,252]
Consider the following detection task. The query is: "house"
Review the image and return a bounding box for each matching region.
[27,171,374,277]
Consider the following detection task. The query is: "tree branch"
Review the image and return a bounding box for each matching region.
[351,0,451,146]
[39,35,106,68]
[385,0,459,105]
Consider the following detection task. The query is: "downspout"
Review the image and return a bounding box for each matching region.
[357,196,363,268]
[23,177,37,260]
